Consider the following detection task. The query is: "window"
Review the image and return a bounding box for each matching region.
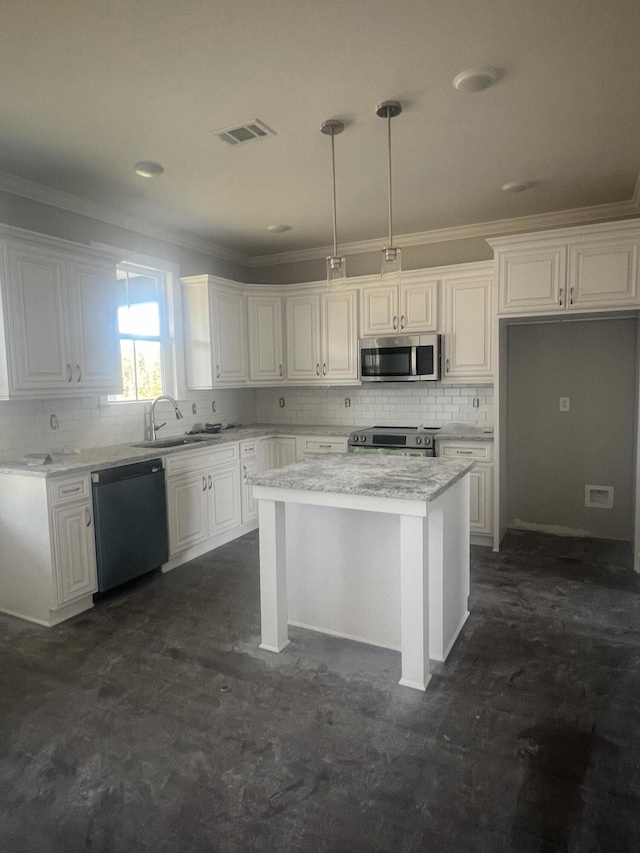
[110,264,168,401]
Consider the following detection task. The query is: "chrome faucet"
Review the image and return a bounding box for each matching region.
[149,395,183,440]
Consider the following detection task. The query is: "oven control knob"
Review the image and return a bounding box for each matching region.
[415,436,422,445]
[352,435,359,443]
[360,435,367,443]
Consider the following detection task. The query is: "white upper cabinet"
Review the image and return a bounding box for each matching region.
[0,235,121,398]
[491,220,640,316]
[182,276,248,389]
[361,274,438,336]
[442,264,494,383]
[285,288,358,383]
[247,293,284,382]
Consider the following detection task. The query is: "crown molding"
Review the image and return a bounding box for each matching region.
[0,167,638,272]
[247,182,640,267]
[0,170,248,267]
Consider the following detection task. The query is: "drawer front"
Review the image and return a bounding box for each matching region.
[437,440,493,462]
[297,437,347,455]
[50,475,91,505]
[164,442,239,476]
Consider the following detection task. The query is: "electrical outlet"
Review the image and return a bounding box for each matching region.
[212,401,216,413]
[345,397,351,408]
[49,414,59,430]
[192,403,197,415]
[559,397,570,412]
[472,398,480,408]
[279,397,285,408]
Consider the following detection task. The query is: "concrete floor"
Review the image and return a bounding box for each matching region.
[1,529,639,852]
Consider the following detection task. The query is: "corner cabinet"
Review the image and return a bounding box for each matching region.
[182,276,248,389]
[0,235,121,398]
[441,263,494,383]
[285,288,358,383]
[490,220,640,316]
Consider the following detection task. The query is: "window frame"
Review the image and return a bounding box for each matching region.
[94,247,184,406]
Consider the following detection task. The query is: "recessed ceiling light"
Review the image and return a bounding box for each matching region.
[453,69,498,93]
[134,161,165,178]
[502,181,535,193]
[267,224,291,233]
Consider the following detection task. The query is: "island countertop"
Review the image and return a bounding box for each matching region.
[248,453,474,503]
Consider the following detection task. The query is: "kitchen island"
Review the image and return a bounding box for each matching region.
[249,453,474,691]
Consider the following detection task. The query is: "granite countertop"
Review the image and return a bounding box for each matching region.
[0,421,491,479]
[248,453,474,503]
[0,424,353,479]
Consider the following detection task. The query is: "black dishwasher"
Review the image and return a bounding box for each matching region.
[92,459,169,593]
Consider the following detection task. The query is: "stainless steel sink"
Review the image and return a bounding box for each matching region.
[130,436,220,449]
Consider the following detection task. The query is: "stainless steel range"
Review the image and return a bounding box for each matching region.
[347,425,441,457]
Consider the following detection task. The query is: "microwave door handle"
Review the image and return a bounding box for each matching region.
[411,346,417,376]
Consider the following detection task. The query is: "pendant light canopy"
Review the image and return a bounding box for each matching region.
[376,100,402,288]
[320,118,346,292]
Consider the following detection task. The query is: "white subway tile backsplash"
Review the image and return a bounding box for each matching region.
[256,383,493,429]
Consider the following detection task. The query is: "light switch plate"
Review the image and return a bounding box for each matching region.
[559,397,570,412]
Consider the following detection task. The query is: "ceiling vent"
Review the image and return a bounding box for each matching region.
[215,119,275,146]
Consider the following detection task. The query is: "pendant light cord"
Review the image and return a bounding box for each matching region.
[387,112,393,248]
[331,128,338,258]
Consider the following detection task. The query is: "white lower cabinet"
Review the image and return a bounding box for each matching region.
[295,435,347,460]
[0,472,98,626]
[164,444,241,561]
[437,440,493,539]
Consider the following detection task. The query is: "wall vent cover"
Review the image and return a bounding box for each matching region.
[215,119,275,145]
[585,485,614,509]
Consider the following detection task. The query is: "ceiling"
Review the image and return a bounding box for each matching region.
[0,0,639,266]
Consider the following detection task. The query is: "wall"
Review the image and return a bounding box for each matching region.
[506,318,637,541]
[256,384,493,428]
[0,389,257,464]
[247,237,492,285]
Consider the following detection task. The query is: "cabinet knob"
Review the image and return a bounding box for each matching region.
[559,288,563,306]
[208,474,212,490]
[243,465,247,480]
[570,286,574,305]
[85,507,91,527]
[400,315,405,329]
[216,365,221,379]
[279,364,283,377]
[393,315,397,330]
[67,364,73,383]
[202,476,207,491]
[316,363,320,376]
[446,358,450,373]
[76,363,82,383]
[322,363,327,376]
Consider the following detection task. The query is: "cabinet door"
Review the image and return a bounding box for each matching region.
[247,295,284,382]
[469,464,493,535]
[208,463,241,537]
[51,502,98,604]
[498,246,566,314]
[361,285,398,336]
[211,289,248,384]
[68,257,122,390]
[443,275,493,381]
[274,437,297,468]
[166,472,210,556]
[241,457,258,524]
[4,243,72,391]
[285,294,321,380]
[399,279,439,332]
[569,238,639,308]
[321,290,358,381]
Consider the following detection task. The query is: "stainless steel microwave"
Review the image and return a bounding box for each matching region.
[359,334,442,382]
